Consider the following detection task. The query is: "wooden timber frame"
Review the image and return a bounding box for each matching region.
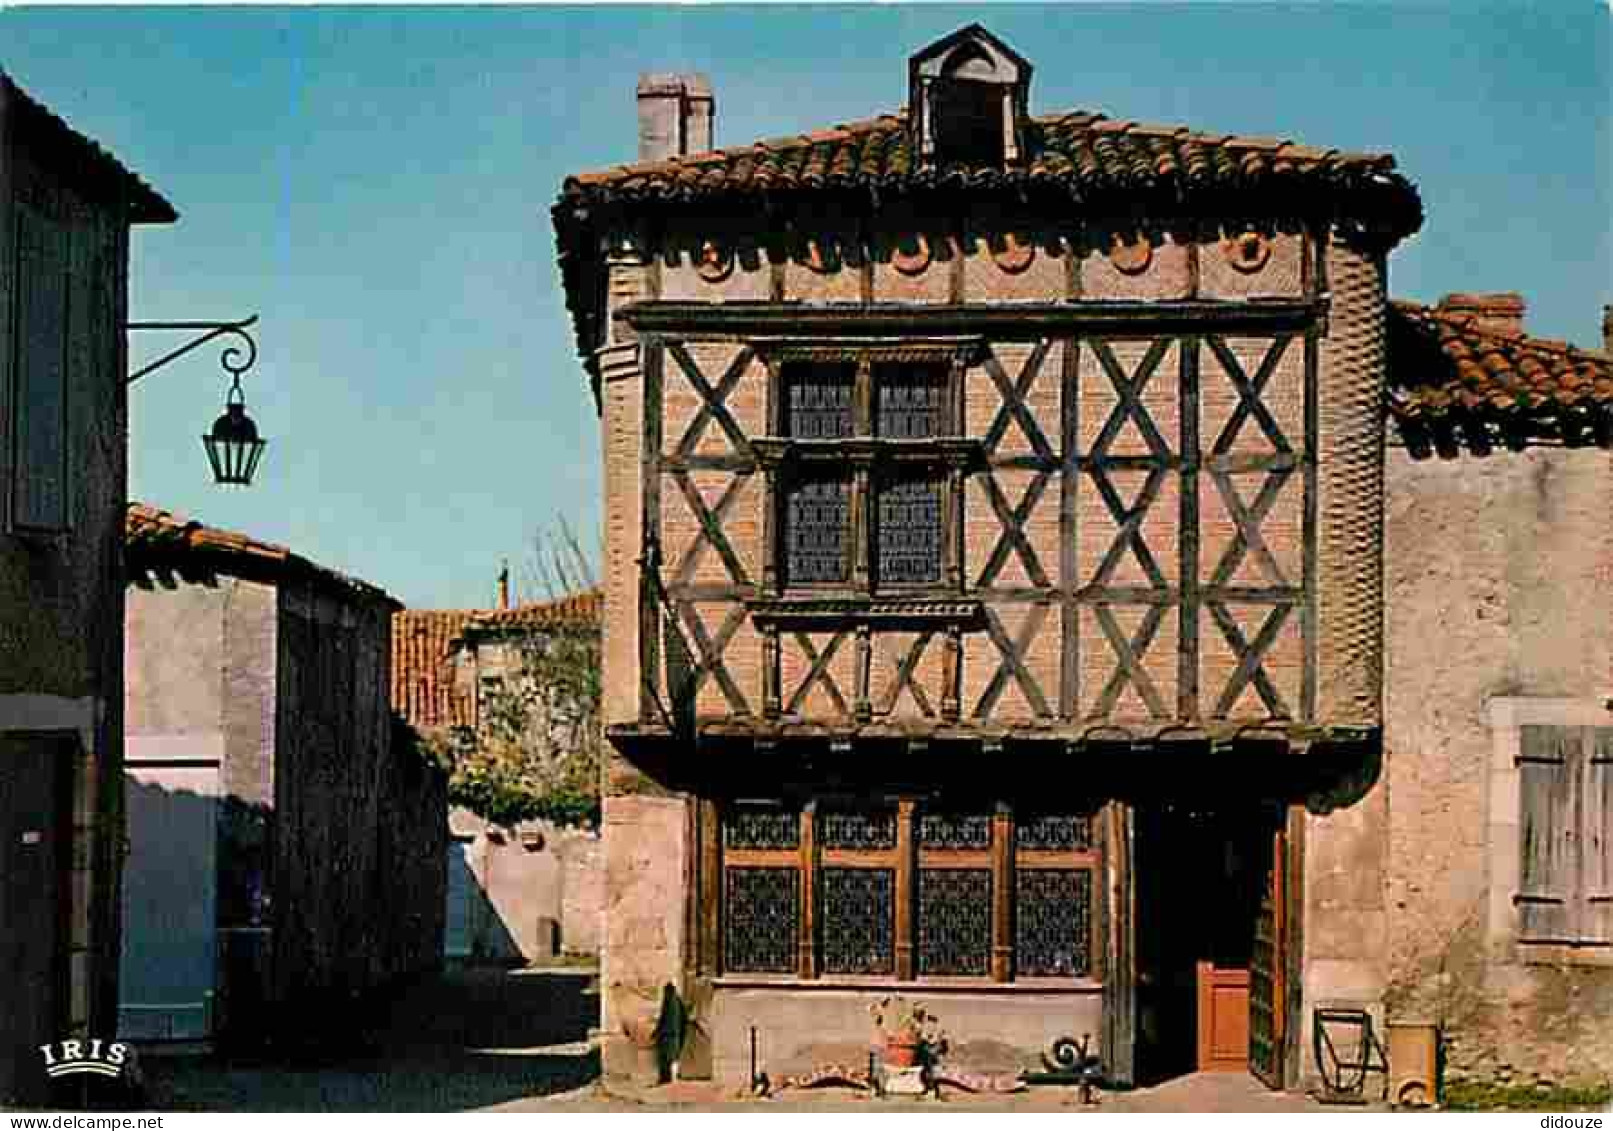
[630,296,1348,1091]
[630,298,1331,743]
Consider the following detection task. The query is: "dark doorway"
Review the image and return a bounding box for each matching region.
[0,733,74,1105]
[1133,803,1283,1086]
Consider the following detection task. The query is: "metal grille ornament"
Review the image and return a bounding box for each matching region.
[819,868,895,974]
[1016,869,1092,976]
[786,363,855,439]
[723,805,800,851]
[918,868,992,974]
[818,809,897,850]
[724,868,800,973]
[918,810,992,850]
[876,475,943,584]
[1016,814,1093,852]
[785,474,851,583]
[876,364,948,438]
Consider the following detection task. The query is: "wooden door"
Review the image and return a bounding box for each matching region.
[1196,960,1250,1071]
[1248,826,1288,1087]
[0,734,73,1104]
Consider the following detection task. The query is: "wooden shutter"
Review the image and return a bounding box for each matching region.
[1584,729,1613,945]
[1517,725,1578,943]
[12,206,71,531]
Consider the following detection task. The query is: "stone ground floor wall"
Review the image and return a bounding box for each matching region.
[599,793,689,1080]
[710,985,1103,1086]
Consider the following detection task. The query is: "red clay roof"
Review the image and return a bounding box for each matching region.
[125,502,397,606]
[3,71,176,224]
[560,109,1412,213]
[459,589,602,636]
[553,104,1422,359]
[391,609,482,730]
[390,590,601,731]
[1388,301,1613,456]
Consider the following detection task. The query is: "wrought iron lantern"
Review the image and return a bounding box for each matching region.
[202,377,266,486]
[128,315,267,486]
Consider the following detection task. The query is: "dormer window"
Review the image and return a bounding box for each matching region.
[910,24,1031,167]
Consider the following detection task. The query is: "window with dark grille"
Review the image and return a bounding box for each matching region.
[876,472,943,585]
[720,800,1098,983]
[721,804,802,973]
[783,471,852,584]
[784,361,855,439]
[769,352,958,595]
[931,77,1005,165]
[875,362,948,439]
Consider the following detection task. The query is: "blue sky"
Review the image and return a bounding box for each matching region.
[2,3,1607,610]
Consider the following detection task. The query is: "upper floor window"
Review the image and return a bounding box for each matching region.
[11,206,71,533]
[773,355,958,591]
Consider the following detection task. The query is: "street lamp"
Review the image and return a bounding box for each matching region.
[127,315,267,486]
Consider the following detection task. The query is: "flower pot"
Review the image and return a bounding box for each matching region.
[884,1032,921,1068]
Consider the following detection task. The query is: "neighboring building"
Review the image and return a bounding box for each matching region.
[0,73,175,1103]
[1381,296,1613,1090]
[392,590,604,966]
[122,503,447,1046]
[553,24,1424,1090]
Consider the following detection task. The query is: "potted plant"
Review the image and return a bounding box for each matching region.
[868,995,947,1069]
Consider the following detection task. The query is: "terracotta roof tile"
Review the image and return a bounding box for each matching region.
[125,502,397,606]
[460,588,603,635]
[391,610,482,730]
[1387,302,1613,456]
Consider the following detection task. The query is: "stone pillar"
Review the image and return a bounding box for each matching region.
[600,794,689,1082]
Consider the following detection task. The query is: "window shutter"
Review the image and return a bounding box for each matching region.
[1516,725,1578,943]
[12,207,71,531]
[1583,728,1613,945]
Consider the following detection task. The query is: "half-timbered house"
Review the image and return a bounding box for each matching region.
[553,25,1424,1090]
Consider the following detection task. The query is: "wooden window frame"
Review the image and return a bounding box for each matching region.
[1486,698,1613,966]
[709,796,1101,986]
[756,344,980,601]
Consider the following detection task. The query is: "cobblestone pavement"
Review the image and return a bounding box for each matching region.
[144,967,1365,1113]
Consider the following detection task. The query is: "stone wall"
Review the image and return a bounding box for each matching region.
[1383,444,1613,1088]
[0,119,132,1070]
[447,807,601,961]
[710,985,1102,1086]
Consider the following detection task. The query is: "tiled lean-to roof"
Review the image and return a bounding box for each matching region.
[459,589,602,636]
[390,590,602,731]
[125,502,398,606]
[391,609,482,729]
[1387,301,1613,456]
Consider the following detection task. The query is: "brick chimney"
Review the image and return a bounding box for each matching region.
[1437,292,1526,337]
[637,73,714,162]
[1602,304,1611,356]
[497,561,510,610]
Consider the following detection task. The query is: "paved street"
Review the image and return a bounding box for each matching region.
[143,967,1359,1113]
[145,967,600,1112]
